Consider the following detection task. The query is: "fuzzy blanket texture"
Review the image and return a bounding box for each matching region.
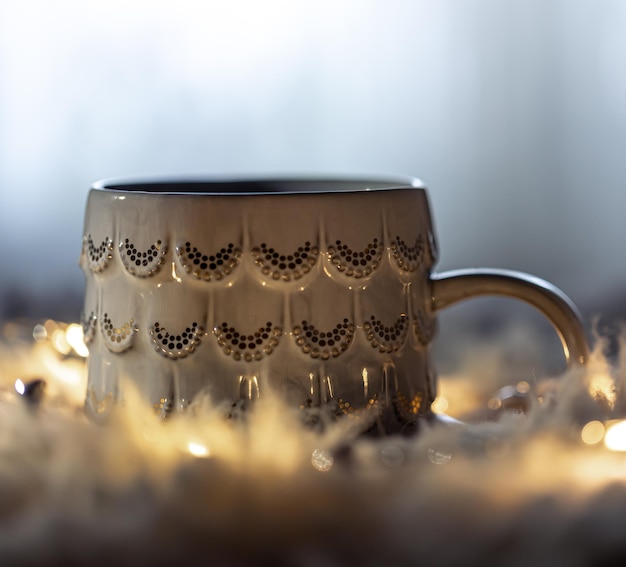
[1,320,625,567]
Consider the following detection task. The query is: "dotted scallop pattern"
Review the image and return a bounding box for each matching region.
[414,309,437,345]
[85,235,113,272]
[214,321,282,362]
[363,314,409,353]
[336,396,379,418]
[153,397,172,418]
[152,396,189,418]
[328,238,383,278]
[100,313,136,353]
[120,238,167,277]
[251,241,319,281]
[394,391,424,421]
[176,242,241,281]
[149,321,204,359]
[390,235,425,272]
[87,388,114,415]
[81,311,97,345]
[292,319,355,360]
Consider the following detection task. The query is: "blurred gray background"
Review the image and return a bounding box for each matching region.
[1,0,625,367]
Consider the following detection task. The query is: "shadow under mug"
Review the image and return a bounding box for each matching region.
[80,176,589,433]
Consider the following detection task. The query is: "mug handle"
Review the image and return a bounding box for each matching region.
[430,268,589,367]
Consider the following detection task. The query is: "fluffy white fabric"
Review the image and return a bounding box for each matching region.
[0,322,624,567]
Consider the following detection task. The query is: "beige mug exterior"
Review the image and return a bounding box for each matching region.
[80,176,589,433]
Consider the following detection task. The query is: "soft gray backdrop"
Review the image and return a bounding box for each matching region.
[1,1,624,345]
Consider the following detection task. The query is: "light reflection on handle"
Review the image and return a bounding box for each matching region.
[430,268,589,367]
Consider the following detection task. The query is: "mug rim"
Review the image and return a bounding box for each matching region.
[91,174,425,196]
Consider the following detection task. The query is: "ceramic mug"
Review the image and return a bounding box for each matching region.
[80,176,589,432]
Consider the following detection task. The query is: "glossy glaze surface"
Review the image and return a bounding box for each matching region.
[80,176,589,433]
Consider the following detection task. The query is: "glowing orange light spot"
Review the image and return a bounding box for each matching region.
[430,396,448,414]
[604,420,626,451]
[581,420,605,445]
